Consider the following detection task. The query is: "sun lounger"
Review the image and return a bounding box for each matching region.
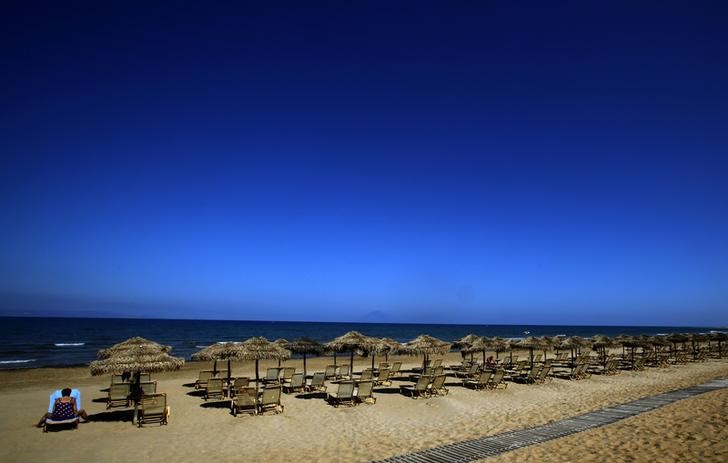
[375,368,392,386]
[327,382,355,407]
[429,374,449,396]
[324,365,338,380]
[455,363,480,379]
[487,369,507,389]
[535,362,551,384]
[231,386,258,416]
[338,364,351,380]
[280,367,296,384]
[359,368,373,381]
[283,373,305,393]
[390,361,402,376]
[204,378,225,401]
[263,367,282,385]
[356,380,376,404]
[258,386,284,414]
[306,372,327,392]
[111,374,126,384]
[515,365,542,384]
[400,376,431,398]
[107,383,131,408]
[137,393,168,427]
[230,377,250,397]
[138,372,151,382]
[43,416,79,432]
[463,370,492,390]
[195,370,214,389]
[139,381,157,394]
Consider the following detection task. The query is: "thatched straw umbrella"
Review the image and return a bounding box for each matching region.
[191,342,246,383]
[97,336,171,359]
[91,339,184,423]
[286,337,324,378]
[90,351,185,377]
[538,336,558,361]
[591,335,613,364]
[373,337,403,368]
[689,333,707,359]
[404,334,451,371]
[454,333,480,362]
[239,337,291,387]
[274,339,290,367]
[561,336,588,362]
[325,331,377,376]
[665,333,688,356]
[489,337,509,360]
[518,336,545,368]
[709,332,727,358]
[618,335,644,367]
[613,334,632,357]
[377,338,403,361]
[469,337,490,364]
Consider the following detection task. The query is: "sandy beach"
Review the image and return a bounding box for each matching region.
[1,351,727,462]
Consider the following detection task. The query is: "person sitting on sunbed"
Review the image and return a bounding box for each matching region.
[486,356,496,369]
[37,388,89,427]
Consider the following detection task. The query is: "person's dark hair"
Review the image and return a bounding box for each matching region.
[61,388,72,397]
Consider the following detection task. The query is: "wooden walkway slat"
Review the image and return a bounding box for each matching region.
[372,377,727,463]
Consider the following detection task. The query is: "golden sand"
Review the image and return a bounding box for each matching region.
[1,352,726,462]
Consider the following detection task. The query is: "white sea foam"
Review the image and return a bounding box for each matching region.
[54,343,85,347]
[0,359,36,364]
[195,345,209,349]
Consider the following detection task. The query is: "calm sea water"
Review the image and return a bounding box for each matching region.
[1,316,724,369]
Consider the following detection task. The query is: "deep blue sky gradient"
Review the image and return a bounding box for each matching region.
[2,1,727,325]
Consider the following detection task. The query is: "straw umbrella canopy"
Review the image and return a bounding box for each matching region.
[591,335,612,363]
[373,337,403,366]
[404,334,451,371]
[238,336,291,386]
[560,336,587,362]
[517,337,546,368]
[538,336,558,361]
[191,342,246,382]
[90,339,184,421]
[688,333,707,359]
[489,337,509,360]
[97,336,171,359]
[90,351,184,376]
[650,335,669,352]
[325,331,377,375]
[468,337,491,364]
[273,339,290,366]
[709,332,727,358]
[286,337,324,378]
[665,333,688,354]
[454,333,480,362]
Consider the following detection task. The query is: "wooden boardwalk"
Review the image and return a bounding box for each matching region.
[374,377,728,463]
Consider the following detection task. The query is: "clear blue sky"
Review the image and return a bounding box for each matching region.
[1,1,727,325]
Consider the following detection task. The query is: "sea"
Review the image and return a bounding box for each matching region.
[1,316,725,369]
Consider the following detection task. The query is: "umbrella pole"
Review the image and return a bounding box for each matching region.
[350,351,354,377]
[227,359,231,393]
[132,371,141,424]
[334,352,337,366]
[255,359,260,389]
[371,352,375,370]
[303,354,307,378]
